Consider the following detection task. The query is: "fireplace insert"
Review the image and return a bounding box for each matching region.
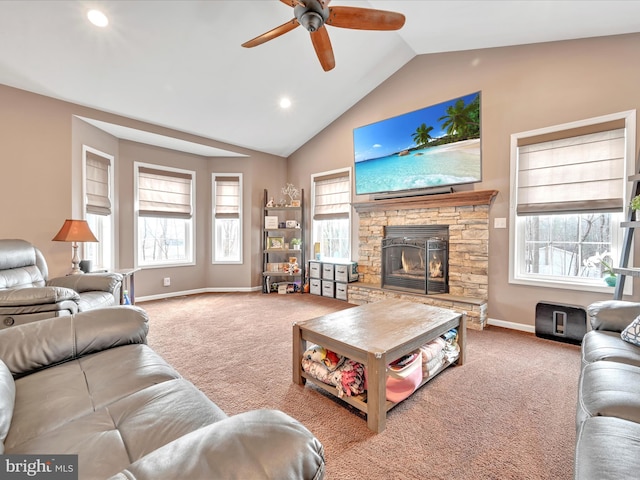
[381,226,448,295]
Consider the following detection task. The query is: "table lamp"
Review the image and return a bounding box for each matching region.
[52,219,98,275]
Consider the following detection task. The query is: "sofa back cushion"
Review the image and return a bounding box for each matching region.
[588,300,640,332]
[0,306,149,378]
[0,239,48,289]
[0,359,16,454]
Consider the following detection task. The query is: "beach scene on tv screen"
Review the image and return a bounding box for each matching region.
[354,92,481,195]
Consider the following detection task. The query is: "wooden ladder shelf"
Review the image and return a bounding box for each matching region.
[613,172,640,299]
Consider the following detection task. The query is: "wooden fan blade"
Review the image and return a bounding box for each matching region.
[326,6,405,30]
[241,18,300,48]
[310,26,335,72]
[280,0,305,7]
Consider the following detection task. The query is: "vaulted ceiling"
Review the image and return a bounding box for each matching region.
[1,1,639,157]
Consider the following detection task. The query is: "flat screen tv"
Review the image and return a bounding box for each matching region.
[353,91,481,197]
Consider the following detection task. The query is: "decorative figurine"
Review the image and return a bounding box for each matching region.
[281,183,299,205]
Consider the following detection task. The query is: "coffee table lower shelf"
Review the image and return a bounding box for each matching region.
[300,357,456,414]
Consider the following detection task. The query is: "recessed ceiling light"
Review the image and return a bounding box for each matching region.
[279,97,292,109]
[87,9,109,27]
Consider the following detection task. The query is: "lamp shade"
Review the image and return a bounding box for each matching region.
[52,219,98,243]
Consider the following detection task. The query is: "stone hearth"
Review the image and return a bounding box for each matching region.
[349,190,498,330]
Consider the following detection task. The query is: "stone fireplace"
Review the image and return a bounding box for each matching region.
[381,225,449,295]
[348,190,498,330]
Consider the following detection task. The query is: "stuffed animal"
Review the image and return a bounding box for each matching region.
[304,345,327,363]
[303,345,343,371]
[324,349,341,368]
[284,261,299,274]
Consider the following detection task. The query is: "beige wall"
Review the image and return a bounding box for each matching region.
[1,87,75,273]
[288,33,640,328]
[0,85,286,296]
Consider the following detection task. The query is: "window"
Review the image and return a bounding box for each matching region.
[311,168,352,261]
[83,147,114,270]
[510,111,636,292]
[135,163,194,267]
[212,173,242,263]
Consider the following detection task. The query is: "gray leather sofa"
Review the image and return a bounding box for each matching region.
[575,300,640,479]
[0,239,122,329]
[0,306,325,479]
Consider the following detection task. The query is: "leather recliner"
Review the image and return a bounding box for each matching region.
[0,239,122,329]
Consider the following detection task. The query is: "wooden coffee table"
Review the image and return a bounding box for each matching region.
[293,299,465,432]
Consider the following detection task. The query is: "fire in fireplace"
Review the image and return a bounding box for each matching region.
[428,247,445,279]
[381,226,449,295]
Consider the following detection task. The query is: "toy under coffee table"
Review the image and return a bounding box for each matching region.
[293,299,466,432]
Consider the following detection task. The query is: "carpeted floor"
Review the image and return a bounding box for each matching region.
[140,292,580,480]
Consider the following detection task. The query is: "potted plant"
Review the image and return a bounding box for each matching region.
[631,195,640,220]
[291,238,302,250]
[585,252,617,287]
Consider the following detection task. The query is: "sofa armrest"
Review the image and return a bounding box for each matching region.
[108,410,325,480]
[0,306,148,378]
[47,272,122,294]
[587,300,640,332]
[0,287,79,306]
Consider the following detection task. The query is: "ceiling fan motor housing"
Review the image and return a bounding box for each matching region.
[294,0,329,32]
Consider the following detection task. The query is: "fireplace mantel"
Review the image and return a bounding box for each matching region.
[352,189,498,213]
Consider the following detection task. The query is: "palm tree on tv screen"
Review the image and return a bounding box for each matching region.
[411,123,434,147]
[438,96,480,140]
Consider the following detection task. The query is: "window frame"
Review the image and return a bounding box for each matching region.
[311,167,352,262]
[134,161,196,269]
[212,172,243,265]
[509,110,636,293]
[82,145,115,271]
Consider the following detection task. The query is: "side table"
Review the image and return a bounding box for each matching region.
[114,268,140,305]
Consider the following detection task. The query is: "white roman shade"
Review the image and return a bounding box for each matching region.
[86,152,111,216]
[517,125,625,215]
[313,171,351,220]
[214,175,240,218]
[138,167,193,219]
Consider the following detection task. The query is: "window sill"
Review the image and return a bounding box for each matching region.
[137,261,195,269]
[509,275,631,295]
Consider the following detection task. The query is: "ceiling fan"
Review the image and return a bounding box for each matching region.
[242,0,406,72]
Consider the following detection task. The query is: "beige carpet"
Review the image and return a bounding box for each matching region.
[140,292,580,480]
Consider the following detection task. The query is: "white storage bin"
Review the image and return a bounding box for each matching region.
[310,278,321,295]
[335,282,348,301]
[322,263,334,281]
[334,262,358,283]
[309,261,321,279]
[322,280,335,298]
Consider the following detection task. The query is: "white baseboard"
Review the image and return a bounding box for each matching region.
[487,317,535,334]
[136,286,261,303]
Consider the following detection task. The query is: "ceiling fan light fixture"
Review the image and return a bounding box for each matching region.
[300,11,324,32]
